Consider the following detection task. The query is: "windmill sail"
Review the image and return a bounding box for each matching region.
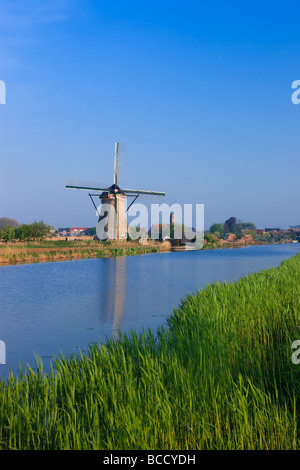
[66,184,109,192]
[114,142,119,185]
[122,189,165,196]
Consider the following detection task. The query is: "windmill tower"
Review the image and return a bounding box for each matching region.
[66,143,165,240]
[96,143,128,240]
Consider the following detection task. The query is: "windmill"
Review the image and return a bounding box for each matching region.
[66,143,165,240]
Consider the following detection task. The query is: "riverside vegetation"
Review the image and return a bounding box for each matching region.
[0,219,171,264]
[0,239,171,264]
[1,253,300,449]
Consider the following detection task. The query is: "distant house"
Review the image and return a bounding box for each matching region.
[289,225,300,234]
[57,227,88,238]
[69,227,88,237]
[57,227,70,237]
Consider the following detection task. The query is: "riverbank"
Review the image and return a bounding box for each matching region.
[202,233,297,250]
[1,253,300,449]
[1,237,295,265]
[0,239,171,265]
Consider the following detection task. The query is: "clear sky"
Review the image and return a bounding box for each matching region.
[0,0,299,230]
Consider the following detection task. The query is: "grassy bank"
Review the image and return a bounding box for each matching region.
[1,254,300,449]
[0,239,171,265]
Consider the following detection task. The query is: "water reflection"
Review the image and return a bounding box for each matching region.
[101,257,126,337]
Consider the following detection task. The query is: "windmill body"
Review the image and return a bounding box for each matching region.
[66,143,165,241]
[98,187,128,240]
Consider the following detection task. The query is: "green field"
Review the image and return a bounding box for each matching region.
[1,254,300,449]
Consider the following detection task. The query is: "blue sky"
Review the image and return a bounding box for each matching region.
[0,0,299,230]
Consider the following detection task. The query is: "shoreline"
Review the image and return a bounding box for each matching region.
[0,239,171,266]
[0,239,298,266]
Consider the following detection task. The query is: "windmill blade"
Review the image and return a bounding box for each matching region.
[122,189,165,196]
[116,143,125,186]
[113,143,119,185]
[66,180,109,192]
[66,184,109,192]
[113,142,125,186]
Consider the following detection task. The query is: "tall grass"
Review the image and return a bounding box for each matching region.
[1,254,300,449]
[0,240,168,264]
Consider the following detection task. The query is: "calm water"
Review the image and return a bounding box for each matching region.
[1,243,300,377]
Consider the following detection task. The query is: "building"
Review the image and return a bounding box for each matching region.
[289,225,300,234]
[57,227,70,237]
[57,227,88,237]
[69,227,88,237]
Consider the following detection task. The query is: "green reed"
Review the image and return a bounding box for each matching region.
[1,254,300,449]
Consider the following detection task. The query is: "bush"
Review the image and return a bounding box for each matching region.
[0,226,15,241]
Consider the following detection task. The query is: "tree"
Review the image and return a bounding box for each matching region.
[30,221,52,240]
[243,229,257,240]
[241,222,256,231]
[0,221,52,241]
[204,232,219,245]
[209,223,224,238]
[86,227,96,236]
[289,230,297,240]
[230,224,243,239]
[0,226,15,241]
[15,224,33,240]
[0,217,19,229]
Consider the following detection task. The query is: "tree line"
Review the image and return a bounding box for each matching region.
[208,216,298,242]
[0,221,52,242]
